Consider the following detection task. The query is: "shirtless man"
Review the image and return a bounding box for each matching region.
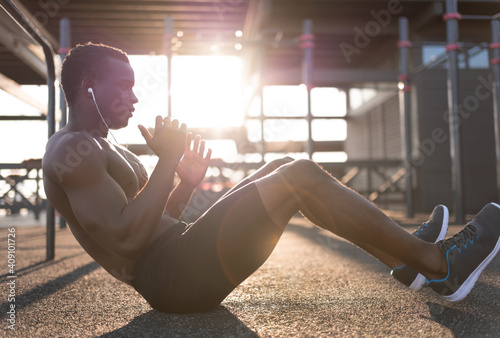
[43,42,500,313]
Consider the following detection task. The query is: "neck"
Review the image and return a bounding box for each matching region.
[67,107,109,138]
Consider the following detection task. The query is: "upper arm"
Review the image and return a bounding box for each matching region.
[44,134,134,257]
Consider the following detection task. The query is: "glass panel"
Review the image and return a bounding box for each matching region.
[311,119,347,141]
[263,85,307,117]
[311,87,346,117]
[263,119,308,142]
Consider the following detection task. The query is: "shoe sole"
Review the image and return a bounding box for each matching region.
[410,205,449,291]
[445,202,500,301]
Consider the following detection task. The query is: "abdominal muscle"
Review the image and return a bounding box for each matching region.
[65,211,178,285]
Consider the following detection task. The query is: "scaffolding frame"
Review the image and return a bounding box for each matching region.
[398,0,500,223]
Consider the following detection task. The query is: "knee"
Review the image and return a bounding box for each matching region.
[266,156,295,171]
[278,159,329,186]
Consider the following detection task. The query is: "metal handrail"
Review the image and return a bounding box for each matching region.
[3,0,57,260]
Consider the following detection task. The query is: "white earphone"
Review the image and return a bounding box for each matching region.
[88,87,119,144]
[86,88,147,182]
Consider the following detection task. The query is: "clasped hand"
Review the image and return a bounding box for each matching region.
[139,116,187,162]
[138,116,212,188]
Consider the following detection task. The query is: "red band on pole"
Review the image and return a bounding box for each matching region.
[58,47,70,54]
[491,58,500,65]
[397,40,412,48]
[398,74,410,82]
[443,12,462,21]
[445,43,461,52]
[300,41,315,49]
[490,42,500,49]
[300,34,315,41]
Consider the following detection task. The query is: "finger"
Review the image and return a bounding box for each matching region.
[138,125,152,143]
[164,116,172,127]
[171,119,179,129]
[185,132,193,150]
[155,116,163,131]
[193,135,201,153]
[199,138,205,155]
[205,148,212,161]
[180,123,187,133]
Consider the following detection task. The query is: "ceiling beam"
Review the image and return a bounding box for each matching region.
[412,1,444,31]
[0,10,47,78]
[263,69,399,86]
[57,3,247,14]
[0,72,47,115]
[9,0,59,49]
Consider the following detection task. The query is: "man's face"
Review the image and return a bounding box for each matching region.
[92,57,138,129]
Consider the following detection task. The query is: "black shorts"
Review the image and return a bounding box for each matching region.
[131,182,282,313]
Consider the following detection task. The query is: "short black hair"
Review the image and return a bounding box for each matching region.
[61,42,130,108]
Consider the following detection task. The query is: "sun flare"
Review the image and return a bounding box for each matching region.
[171,55,244,128]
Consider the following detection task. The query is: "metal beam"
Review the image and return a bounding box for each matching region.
[445,0,465,223]
[0,115,45,120]
[7,0,59,48]
[412,2,444,30]
[398,17,413,218]
[0,7,47,78]
[241,0,271,123]
[0,73,47,114]
[3,0,57,261]
[491,19,500,203]
[53,3,246,13]
[263,69,399,86]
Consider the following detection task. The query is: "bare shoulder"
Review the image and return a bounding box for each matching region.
[43,130,107,185]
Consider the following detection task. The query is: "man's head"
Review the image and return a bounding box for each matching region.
[61,42,129,108]
[61,42,138,129]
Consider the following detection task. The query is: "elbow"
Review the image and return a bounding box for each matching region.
[116,242,142,260]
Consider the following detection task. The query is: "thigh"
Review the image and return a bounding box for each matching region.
[133,182,286,314]
[176,182,284,299]
[217,157,294,201]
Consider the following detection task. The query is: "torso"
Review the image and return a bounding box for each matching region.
[43,130,178,285]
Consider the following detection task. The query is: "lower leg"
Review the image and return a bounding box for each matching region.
[255,160,447,279]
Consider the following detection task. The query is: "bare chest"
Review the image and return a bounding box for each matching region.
[106,145,148,201]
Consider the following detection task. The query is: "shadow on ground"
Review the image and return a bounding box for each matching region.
[100,306,258,337]
[286,222,387,273]
[423,294,500,337]
[0,261,100,321]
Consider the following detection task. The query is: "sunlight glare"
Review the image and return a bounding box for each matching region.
[171,55,244,128]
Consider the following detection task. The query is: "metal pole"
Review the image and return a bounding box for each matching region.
[259,46,266,162]
[444,0,464,223]
[301,19,314,159]
[398,17,414,218]
[491,19,500,201]
[58,17,70,229]
[5,0,57,260]
[59,17,70,129]
[45,52,56,261]
[164,16,174,118]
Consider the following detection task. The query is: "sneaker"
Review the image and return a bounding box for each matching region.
[426,202,500,301]
[391,204,449,291]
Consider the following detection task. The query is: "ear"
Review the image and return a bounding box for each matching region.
[81,79,94,99]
